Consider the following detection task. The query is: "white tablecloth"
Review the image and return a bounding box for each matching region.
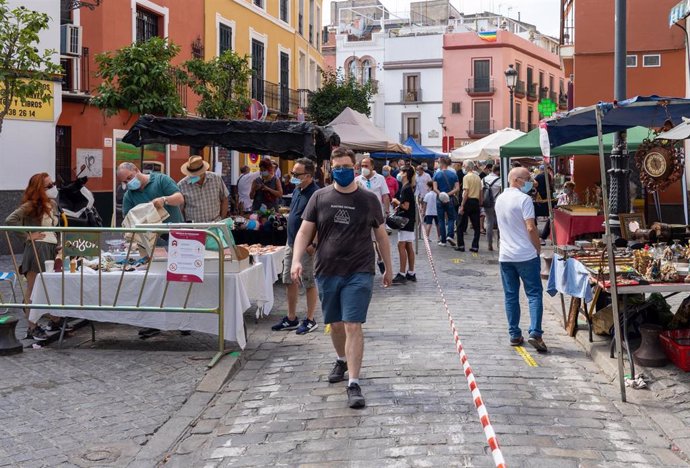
[252,247,286,315]
[28,263,270,349]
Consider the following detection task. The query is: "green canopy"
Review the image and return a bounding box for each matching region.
[499,125,653,158]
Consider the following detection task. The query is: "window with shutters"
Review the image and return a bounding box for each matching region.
[219,24,232,55]
[309,0,315,44]
[280,0,289,23]
[251,39,265,102]
[299,0,304,35]
[451,102,461,114]
[280,52,290,114]
[472,101,491,135]
[472,59,491,92]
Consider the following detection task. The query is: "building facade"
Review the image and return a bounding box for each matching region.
[0,0,62,224]
[560,0,686,216]
[443,30,565,149]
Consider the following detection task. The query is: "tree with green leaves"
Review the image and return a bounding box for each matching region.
[184,50,251,120]
[0,1,61,134]
[306,68,374,125]
[90,37,185,120]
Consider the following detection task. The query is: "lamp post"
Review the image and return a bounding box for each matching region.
[504,64,518,129]
[438,115,447,153]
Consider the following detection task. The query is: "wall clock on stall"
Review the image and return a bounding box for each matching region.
[634,139,684,192]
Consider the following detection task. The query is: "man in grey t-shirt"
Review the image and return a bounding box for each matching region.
[292,147,393,409]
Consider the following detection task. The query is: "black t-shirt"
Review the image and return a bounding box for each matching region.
[456,170,465,190]
[397,184,416,232]
[302,185,384,276]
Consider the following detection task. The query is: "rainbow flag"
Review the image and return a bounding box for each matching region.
[478,30,497,42]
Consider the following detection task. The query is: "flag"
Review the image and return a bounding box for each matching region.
[478,31,497,42]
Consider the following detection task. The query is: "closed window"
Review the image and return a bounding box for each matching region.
[473,59,491,92]
[361,59,372,83]
[280,52,290,114]
[254,0,264,8]
[298,0,304,35]
[219,24,232,55]
[473,101,491,133]
[404,114,420,140]
[515,102,522,127]
[136,8,160,43]
[280,0,289,23]
[451,102,461,114]
[251,39,265,101]
[626,55,637,67]
[643,54,661,67]
[309,0,315,45]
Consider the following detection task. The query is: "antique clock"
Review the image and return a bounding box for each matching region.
[635,139,684,192]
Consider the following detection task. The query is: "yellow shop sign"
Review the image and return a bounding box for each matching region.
[2,80,55,122]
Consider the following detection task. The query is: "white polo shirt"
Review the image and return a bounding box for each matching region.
[495,187,538,263]
[356,172,390,211]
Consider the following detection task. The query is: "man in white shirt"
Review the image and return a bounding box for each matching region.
[414,164,432,202]
[236,165,259,213]
[495,167,547,353]
[356,157,390,215]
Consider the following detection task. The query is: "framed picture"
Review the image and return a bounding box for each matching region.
[619,213,646,240]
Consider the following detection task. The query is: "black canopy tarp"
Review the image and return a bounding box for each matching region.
[122,115,339,160]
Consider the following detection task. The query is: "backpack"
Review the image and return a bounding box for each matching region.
[482,177,500,209]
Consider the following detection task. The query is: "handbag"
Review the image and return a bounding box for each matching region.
[386,209,409,230]
[441,170,460,206]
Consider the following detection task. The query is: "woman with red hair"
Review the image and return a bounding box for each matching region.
[5,172,61,341]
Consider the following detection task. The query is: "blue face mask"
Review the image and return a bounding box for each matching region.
[290,176,301,185]
[382,170,390,177]
[520,181,534,194]
[127,176,141,191]
[332,167,355,187]
[396,173,403,182]
[188,175,201,184]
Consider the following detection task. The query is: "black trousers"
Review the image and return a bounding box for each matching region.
[458,198,481,250]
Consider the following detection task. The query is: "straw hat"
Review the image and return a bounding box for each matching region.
[181,155,210,176]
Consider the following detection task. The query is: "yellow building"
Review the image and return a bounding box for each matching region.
[205,0,324,119]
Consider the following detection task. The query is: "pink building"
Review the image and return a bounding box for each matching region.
[443,30,565,149]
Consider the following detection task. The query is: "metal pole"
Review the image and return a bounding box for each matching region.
[609,0,630,234]
[509,89,515,128]
[596,106,627,402]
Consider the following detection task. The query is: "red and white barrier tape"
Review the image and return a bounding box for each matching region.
[416,203,506,468]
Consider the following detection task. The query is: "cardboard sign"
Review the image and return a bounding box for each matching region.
[166,230,206,283]
[64,232,100,257]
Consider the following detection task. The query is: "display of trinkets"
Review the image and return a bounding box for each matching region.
[663,246,674,262]
[633,248,654,274]
[645,259,661,281]
[660,262,680,282]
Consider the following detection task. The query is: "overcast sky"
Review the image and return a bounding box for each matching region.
[323,0,561,37]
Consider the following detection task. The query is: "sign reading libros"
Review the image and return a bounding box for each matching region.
[0,80,54,122]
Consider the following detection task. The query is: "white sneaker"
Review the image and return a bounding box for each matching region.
[437,241,447,246]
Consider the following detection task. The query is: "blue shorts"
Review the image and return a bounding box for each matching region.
[316,273,374,324]
[424,215,437,225]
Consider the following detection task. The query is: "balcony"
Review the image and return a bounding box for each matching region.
[549,91,558,103]
[539,87,548,100]
[514,122,525,132]
[251,77,311,116]
[467,120,494,138]
[527,83,538,101]
[401,88,422,103]
[465,77,496,96]
[514,80,526,98]
[558,93,568,110]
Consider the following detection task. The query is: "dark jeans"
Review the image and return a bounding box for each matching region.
[436,200,457,243]
[457,198,481,250]
[540,220,550,240]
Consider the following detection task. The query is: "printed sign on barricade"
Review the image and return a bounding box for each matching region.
[167,230,206,283]
[64,232,100,257]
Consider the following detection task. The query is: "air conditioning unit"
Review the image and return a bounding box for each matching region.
[60,25,82,57]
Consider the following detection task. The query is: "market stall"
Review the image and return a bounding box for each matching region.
[238,243,286,316]
[554,208,606,245]
[371,136,441,162]
[451,127,524,162]
[541,95,690,401]
[327,107,411,155]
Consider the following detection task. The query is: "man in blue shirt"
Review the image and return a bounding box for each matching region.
[432,156,460,246]
[118,162,184,224]
[272,158,320,335]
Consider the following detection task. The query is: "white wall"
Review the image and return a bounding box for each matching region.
[0,0,62,190]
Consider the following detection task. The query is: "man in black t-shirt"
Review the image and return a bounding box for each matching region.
[292,148,393,409]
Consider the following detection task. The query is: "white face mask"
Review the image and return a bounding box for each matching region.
[361,167,371,177]
[46,186,58,199]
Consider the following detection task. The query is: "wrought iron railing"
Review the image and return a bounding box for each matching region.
[468,120,494,137]
[466,77,495,95]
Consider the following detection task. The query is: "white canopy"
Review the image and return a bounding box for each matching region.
[328,107,411,154]
[656,117,690,140]
[450,128,525,162]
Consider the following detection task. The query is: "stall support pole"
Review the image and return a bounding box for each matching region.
[682,169,689,225]
[596,106,627,402]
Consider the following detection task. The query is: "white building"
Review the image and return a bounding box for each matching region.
[0,1,62,203]
[382,27,445,153]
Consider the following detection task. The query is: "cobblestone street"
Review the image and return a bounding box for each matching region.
[2,234,690,467]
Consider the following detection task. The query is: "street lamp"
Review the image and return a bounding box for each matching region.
[504,64,518,129]
[438,115,447,153]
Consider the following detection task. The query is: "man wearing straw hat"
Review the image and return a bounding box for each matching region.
[178,155,229,223]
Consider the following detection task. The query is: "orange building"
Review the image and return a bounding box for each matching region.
[560,0,687,220]
[58,0,203,224]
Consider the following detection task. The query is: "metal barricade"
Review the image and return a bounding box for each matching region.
[0,225,228,367]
